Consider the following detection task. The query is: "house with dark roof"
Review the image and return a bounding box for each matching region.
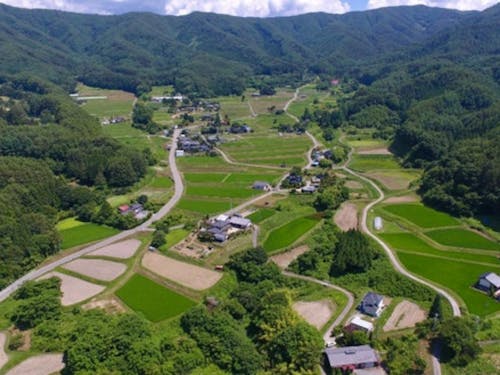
[359,292,384,317]
[252,181,271,191]
[477,272,500,299]
[324,345,380,372]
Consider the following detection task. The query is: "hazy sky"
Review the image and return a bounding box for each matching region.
[0,0,497,16]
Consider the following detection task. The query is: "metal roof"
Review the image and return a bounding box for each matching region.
[325,345,379,368]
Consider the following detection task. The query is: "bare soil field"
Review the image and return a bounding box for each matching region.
[39,272,105,306]
[62,259,126,282]
[0,332,7,370]
[293,300,335,329]
[358,148,391,155]
[383,300,426,332]
[334,202,358,231]
[345,180,364,189]
[5,353,64,375]
[82,297,126,314]
[89,239,141,259]
[142,252,222,290]
[270,245,309,269]
[384,195,418,204]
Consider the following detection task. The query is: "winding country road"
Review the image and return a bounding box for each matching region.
[0,128,184,303]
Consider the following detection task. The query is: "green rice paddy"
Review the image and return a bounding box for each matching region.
[247,208,276,224]
[425,228,500,251]
[116,274,196,322]
[59,222,119,250]
[263,215,321,252]
[177,199,233,214]
[382,204,459,228]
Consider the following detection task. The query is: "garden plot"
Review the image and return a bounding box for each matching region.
[39,272,105,306]
[271,245,309,269]
[334,202,358,231]
[142,252,222,290]
[384,195,418,204]
[62,259,127,282]
[383,300,426,332]
[293,300,335,329]
[0,332,7,370]
[89,239,141,259]
[5,353,64,375]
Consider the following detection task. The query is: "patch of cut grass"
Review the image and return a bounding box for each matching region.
[397,252,499,317]
[149,176,173,189]
[349,154,401,172]
[56,217,85,231]
[425,228,500,251]
[247,208,276,224]
[184,173,227,183]
[164,229,190,249]
[116,274,195,321]
[382,204,459,228]
[264,215,321,252]
[59,223,119,250]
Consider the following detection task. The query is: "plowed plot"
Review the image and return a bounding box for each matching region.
[335,203,358,231]
[142,252,222,290]
[0,332,7,369]
[271,245,309,269]
[384,195,418,204]
[365,171,418,190]
[39,272,105,306]
[293,300,334,329]
[5,353,64,375]
[383,300,426,332]
[63,259,126,282]
[90,239,141,259]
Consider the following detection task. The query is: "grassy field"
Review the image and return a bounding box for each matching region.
[177,198,233,214]
[56,217,85,231]
[149,176,173,189]
[247,208,276,223]
[264,215,321,252]
[116,274,196,321]
[349,154,402,172]
[425,228,500,251]
[59,222,119,250]
[397,252,499,316]
[382,204,459,228]
[379,233,499,265]
[164,229,190,249]
[77,84,135,119]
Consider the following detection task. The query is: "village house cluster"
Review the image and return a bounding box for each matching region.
[199,214,253,243]
[118,203,149,220]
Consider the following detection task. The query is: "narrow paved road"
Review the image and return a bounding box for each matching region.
[283,272,354,343]
[0,128,184,303]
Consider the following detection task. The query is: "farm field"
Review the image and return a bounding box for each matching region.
[178,155,281,215]
[116,274,195,322]
[247,208,276,223]
[77,84,135,119]
[89,239,141,259]
[163,228,190,250]
[382,203,460,228]
[379,233,499,265]
[39,272,105,306]
[397,252,499,316]
[58,221,119,250]
[349,154,401,172]
[215,94,252,119]
[247,88,295,115]
[263,215,321,252]
[425,228,500,251]
[365,169,420,190]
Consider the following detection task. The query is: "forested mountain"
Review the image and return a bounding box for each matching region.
[0,4,479,96]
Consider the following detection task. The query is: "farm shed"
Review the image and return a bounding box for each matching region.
[345,316,374,333]
[374,217,383,230]
[478,272,500,293]
[253,181,271,191]
[229,216,252,229]
[324,345,380,371]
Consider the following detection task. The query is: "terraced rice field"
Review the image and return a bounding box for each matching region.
[58,221,119,250]
[178,155,280,215]
[264,215,321,252]
[116,274,195,321]
[425,228,500,251]
[382,204,459,228]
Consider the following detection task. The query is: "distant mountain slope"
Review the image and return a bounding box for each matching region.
[0,4,485,95]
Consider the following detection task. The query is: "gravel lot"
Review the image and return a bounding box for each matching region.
[39,272,105,306]
[0,332,7,370]
[89,239,141,259]
[270,245,309,269]
[142,252,222,290]
[5,353,64,375]
[334,202,358,231]
[62,258,126,282]
[383,300,426,332]
[293,300,335,329]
